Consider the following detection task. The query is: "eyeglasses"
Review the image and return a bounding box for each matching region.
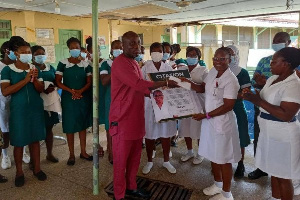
[212,57,229,61]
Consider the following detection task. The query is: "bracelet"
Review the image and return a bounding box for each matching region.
[206,113,211,119]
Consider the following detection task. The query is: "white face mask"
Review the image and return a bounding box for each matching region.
[151,52,163,63]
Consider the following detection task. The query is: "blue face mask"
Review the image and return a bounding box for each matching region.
[81,52,87,59]
[162,53,170,61]
[112,49,123,58]
[8,51,17,61]
[34,55,47,64]
[135,54,144,62]
[19,54,32,64]
[70,49,81,58]
[272,43,286,52]
[186,57,198,66]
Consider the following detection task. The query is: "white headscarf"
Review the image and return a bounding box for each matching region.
[227,45,242,76]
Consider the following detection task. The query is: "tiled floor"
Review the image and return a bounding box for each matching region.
[0,123,299,200]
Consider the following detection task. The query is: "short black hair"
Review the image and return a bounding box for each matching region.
[150,42,163,53]
[274,32,290,42]
[172,44,181,54]
[111,40,122,48]
[0,41,10,59]
[9,36,25,52]
[13,40,31,52]
[277,47,300,69]
[216,46,231,57]
[81,46,86,51]
[186,46,201,59]
[162,42,173,55]
[66,37,81,48]
[31,45,45,55]
[86,37,92,52]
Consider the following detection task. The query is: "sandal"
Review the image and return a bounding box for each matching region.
[0,174,8,183]
[98,146,104,157]
[80,154,93,161]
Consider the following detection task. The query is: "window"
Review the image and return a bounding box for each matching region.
[0,20,11,42]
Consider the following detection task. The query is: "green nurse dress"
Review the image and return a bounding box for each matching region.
[36,64,60,128]
[1,64,45,147]
[99,59,112,130]
[56,59,92,134]
[233,68,251,148]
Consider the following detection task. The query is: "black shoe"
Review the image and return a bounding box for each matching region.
[234,161,245,178]
[67,158,75,166]
[126,189,150,199]
[46,155,59,163]
[248,168,268,180]
[0,174,8,183]
[80,154,93,161]
[15,175,25,187]
[170,141,177,147]
[34,170,47,181]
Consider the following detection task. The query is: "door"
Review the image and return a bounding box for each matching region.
[56,29,82,64]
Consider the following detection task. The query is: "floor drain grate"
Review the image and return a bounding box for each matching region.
[105,176,193,200]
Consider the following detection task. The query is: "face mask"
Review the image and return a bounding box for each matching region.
[81,52,87,59]
[135,54,144,62]
[151,52,163,63]
[162,53,170,61]
[19,54,32,64]
[34,55,47,64]
[112,49,123,58]
[70,49,81,58]
[186,57,198,66]
[272,43,286,52]
[8,51,17,61]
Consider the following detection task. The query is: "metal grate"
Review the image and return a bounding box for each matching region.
[105,176,193,200]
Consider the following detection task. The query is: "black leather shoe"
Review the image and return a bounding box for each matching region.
[0,174,8,183]
[34,170,47,181]
[15,175,25,187]
[80,154,93,161]
[248,168,268,180]
[126,189,150,199]
[234,161,245,178]
[67,158,75,166]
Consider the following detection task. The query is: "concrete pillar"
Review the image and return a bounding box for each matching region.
[170,27,177,44]
[253,27,258,49]
[188,26,195,44]
[215,25,223,44]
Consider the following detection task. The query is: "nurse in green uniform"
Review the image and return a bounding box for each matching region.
[227,45,251,178]
[100,39,122,164]
[1,40,47,187]
[32,45,60,163]
[55,37,92,166]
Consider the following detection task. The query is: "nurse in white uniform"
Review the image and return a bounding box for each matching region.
[141,42,177,175]
[193,47,241,200]
[178,46,208,165]
[243,47,300,200]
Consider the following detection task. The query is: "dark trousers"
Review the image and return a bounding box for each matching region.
[253,105,260,156]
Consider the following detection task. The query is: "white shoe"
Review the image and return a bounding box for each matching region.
[1,155,11,170]
[193,154,204,165]
[169,151,172,158]
[152,150,156,159]
[142,162,153,175]
[163,161,176,174]
[181,152,194,162]
[22,152,30,164]
[294,183,300,196]
[203,184,222,196]
[209,193,234,200]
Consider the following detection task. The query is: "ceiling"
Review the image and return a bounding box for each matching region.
[0,0,299,25]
